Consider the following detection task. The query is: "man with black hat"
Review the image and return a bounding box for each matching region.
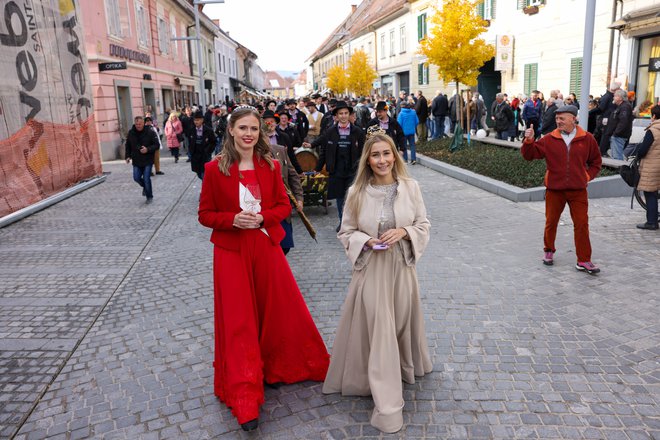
[367,101,405,153]
[286,98,309,141]
[188,110,216,180]
[521,104,602,275]
[303,101,365,231]
[313,94,327,114]
[272,111,303,174]
[125,115,159,203]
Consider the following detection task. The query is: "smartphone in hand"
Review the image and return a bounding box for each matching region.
[372,244,389,251]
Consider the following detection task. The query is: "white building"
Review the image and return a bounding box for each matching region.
[214,29,238,104]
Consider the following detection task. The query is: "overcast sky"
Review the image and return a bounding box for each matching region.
[204,0,361,74]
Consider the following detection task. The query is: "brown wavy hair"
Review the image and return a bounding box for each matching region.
[216,106,273,175]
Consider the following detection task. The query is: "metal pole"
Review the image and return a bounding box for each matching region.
[194,5,205,109]
[578,0,596,129]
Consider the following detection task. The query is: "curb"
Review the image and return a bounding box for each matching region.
[0,174,108,229]
[416,153,631,203]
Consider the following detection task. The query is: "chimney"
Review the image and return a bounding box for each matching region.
[213,19,220,29]
[351,4,357,13]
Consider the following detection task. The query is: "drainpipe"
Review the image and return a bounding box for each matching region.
[606,0,618,87]
[186,24,196,77]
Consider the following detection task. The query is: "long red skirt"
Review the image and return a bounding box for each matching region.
[212,229,329,424]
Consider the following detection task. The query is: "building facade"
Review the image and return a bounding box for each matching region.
[215,28,238,104]
[83,0,220,160]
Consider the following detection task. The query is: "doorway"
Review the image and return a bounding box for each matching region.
[116,85,133,140]
[143,86,156,115]
[477,58,501,126]
[398,72,410,95]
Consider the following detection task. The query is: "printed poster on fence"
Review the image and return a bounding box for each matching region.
[0,0,102,218]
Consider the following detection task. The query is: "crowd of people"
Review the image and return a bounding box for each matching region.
[121,82,659,434]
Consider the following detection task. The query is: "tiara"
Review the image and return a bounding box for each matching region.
[234,104,257,112]
[366,125,386,139]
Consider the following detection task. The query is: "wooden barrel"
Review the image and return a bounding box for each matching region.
[295,147,319,172]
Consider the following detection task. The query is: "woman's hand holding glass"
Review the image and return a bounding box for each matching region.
[233,211,263,229]
[378,228,407,246]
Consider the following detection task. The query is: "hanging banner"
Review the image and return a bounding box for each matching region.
[0,0,102,218]
[495,35,514,72]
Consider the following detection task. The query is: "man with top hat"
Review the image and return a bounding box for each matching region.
[367,101,405,154]
[305,100,323,143]
[286,98,309,142]
[276,112,304,174]
[303,101,365,231]
[521,105,602,274]
[188,110,216,180]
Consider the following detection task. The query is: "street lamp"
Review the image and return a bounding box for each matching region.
[172,0,224,109]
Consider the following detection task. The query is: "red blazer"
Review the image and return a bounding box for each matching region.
[198,156,291,250]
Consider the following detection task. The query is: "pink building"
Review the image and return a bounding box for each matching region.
[81,0,219,160]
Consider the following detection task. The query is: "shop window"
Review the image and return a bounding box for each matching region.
[523,63,538,96]
[636,36,660,114]
[569,57,582,98]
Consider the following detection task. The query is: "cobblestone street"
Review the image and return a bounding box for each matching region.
[1,156,659,439]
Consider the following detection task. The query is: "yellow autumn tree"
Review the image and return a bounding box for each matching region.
[419,0,495,148]
[326,65,347,95]
[347,49,377,97]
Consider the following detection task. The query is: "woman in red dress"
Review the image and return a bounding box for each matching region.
[198,106,329,431]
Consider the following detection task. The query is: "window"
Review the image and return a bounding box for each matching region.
[170,22,177,56]
[523,63,538,96]
[478,0,495,19]
[181,24,188,61]
[135,1,149,48]
[105,0,122,37]
[157,16,169,54]
[417,13,427,41]
[368,41,373,58]
[400,25,406,53]
[380,33,385,59]
[389,29,395,56]
[518,0,544,8]
[222,55,226,73]
[418,63,429,85]
[569,57,583,97]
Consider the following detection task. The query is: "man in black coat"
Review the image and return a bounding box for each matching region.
[596,82,621,156]
[492,93,515,139]
[605,89,634,160]
[187,110,216,180]
[540,97,558,136]
[179,106,195,162]
[431,91,449,138]
[415,91,429,141]
[285,98,309,142]
[367,101,405,153]
[320,99,337,135]
[125,115,159,203]
[275,112,303,174]
[303,101,365,230]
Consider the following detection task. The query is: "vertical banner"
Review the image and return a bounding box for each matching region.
[495,35,514,72]
[0,0,102,218]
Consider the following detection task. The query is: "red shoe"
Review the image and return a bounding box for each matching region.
[575,261,600,275]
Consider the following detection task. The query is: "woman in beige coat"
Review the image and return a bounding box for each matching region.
[323,130,432,433]
[636,104,660,230]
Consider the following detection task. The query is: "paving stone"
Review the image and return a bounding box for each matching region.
[1,159,658,439]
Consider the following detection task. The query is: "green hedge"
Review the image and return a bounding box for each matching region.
[416,138,617,189]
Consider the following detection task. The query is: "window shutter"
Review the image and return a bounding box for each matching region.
[570,57,583,97]
[491,0,496,19]
[417,15,422,41]
[418,63,424,85]
[425,65,430,85]
[517,0,525,9]
[477,1,484,18]
[523,63,538,96]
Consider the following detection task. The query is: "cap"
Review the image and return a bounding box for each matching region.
[555,105,578,116]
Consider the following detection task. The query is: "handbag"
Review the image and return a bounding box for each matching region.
[176,132,184,142]
[619,156,640,188]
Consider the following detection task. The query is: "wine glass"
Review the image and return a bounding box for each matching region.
[244,184,261,213]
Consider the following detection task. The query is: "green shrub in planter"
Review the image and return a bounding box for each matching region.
[417,138,616,189]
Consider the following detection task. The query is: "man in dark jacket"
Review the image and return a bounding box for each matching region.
[491,93,515,139]
[522,90,542,139]
[303,101,365,230]
[541,97,558,136]
[355,97,372,130]
[320,99,337,135]
[275,112,303,174]
[367,101,405,152]
[187,110,216,180]
[432,91,449,138]
[125,115,159,203]
[286,98,309,141]
[596,81,621,156]
[179,106,195,162]
[606,89,634,160]
[415,91,429,141]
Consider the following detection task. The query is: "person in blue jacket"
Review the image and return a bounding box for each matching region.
[397,103,420,164]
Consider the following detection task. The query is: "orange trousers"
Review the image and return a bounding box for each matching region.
[544,189,592,262]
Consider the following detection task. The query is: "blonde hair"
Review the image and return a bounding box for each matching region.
[344,133,409,215]
[216,107,273,176]
[167,112,179,122]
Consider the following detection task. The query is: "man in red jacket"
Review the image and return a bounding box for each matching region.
[521,105,603,274]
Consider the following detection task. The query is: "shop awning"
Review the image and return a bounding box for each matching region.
[609,4,660,32]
